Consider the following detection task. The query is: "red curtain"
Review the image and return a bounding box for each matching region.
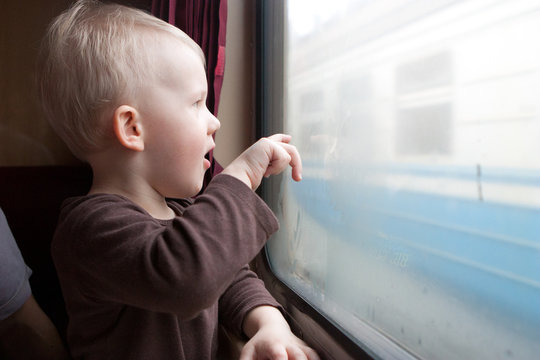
[151,0,227,189]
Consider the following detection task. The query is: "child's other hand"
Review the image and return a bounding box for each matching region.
[240,306,320,360]
[222,134,302,190]
[239,324,320,360]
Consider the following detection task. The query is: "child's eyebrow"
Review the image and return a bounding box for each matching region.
[195,89,207,99]
[188,90,206,103]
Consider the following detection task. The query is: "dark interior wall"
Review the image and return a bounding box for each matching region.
[1,0,77,166]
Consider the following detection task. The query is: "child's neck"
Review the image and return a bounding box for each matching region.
[88,159,175,220]
[89,179,175,220]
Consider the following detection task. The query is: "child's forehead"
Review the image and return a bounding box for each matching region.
[151,40,204,75]
[145,37,207,90]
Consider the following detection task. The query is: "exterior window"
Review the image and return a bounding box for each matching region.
[261,1,540,359]
[396,103,452,155]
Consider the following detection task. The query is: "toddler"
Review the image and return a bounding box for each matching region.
[37,1,319,359]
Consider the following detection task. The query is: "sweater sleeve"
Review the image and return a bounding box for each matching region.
[53,174,279,320]
[218,265,282,337]
[0,209,32,321]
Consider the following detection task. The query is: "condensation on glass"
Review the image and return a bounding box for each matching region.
[265,1,540,359]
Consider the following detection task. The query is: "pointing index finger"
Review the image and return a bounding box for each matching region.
[282,143,302,181]
[267,133,292,144]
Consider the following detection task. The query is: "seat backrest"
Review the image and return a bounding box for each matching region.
[0,165,92,340]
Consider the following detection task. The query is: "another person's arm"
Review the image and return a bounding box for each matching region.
[0,295,70,360]
[0,208,70,359]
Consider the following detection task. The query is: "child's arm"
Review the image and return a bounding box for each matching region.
[222,135,318,359]
[240,305,320,360]
[221,134,302,190]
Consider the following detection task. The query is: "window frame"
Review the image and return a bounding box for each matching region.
[253,1,419,359]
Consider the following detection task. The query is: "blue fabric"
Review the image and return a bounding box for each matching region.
[0,208,32,320]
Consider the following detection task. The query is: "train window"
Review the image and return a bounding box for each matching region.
[258,0,540,359]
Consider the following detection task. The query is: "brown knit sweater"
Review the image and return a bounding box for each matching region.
[52,174,280,360]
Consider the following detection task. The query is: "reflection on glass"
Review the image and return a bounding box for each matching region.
[266,1,540,359]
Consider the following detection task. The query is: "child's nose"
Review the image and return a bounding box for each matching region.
[208,113,220,134]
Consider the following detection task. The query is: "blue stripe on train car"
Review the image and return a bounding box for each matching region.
[289,176,540,330]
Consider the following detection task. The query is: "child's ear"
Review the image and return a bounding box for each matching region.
[113,105,144,152]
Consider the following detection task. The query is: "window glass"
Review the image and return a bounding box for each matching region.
[264,1,540,359]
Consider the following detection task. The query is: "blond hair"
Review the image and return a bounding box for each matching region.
[37,0,204,159]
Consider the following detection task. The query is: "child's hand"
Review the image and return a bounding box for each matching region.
[240,306,320,360]
[222,134,302,190]
[239,326,320,360]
